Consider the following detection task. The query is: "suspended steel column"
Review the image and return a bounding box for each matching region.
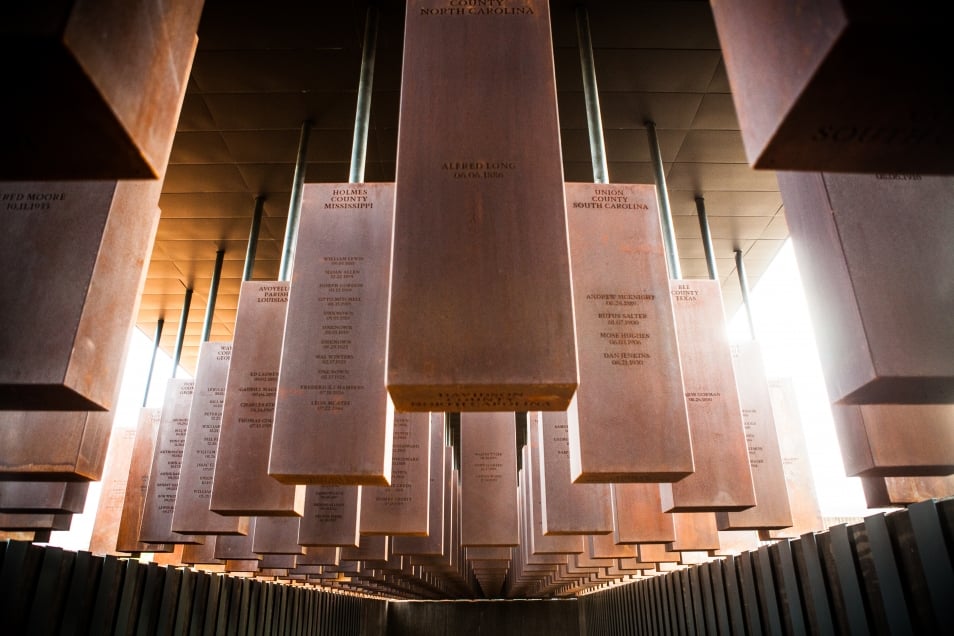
[200,249,225,343]
[171,287,192,378]
[242,196,265,282]
[735,248,757,340]
[566,8,692,483]
[278,120,312,282]
[576,5,608,185]
[695,196,718,281]
[349,3,379,185]
[645,120,680,279]
[142,318,164,407]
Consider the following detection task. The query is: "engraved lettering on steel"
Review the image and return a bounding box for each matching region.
[271,183,394,485]
[173,342,249,535]
[565,182,692,482]
[89,427,137,555]
[717,342,793,531]
[387,0,578,412]
[535,411,613,535]
[778,172,954,404]
[297,485,361,548]
[361,411,430,535]
[392,414,447,555]
[211,281,304,516]
[116,408,171,553]
[139,380,201,544]
[661,279,756,512]
[460,412,519,546]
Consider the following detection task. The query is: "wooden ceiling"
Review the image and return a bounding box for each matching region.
[140,0,787,373]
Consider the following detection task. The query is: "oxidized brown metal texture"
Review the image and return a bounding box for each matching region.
[260,554,297,570]
[0,409,113,481]
[361,411,430,535]
[860,475,954,508]
[661,279,756,511]
[298,547,340,566]
[388,0,577,413]
[272,183,394,484]
[297,485,361,548]
[214,518,260,561]
[139,379,201,545]
[211,281,303,516]
[341,535,389,563]
[710,0,953,173]
[225,560,260,573]
[391,416,447,555]
[534,411,612,534]
[832,403,954,477]
[3,1,202,179]
[765,379,824,540]
[116,408,172,553]
[714,530,762,556]
[0,179,162,410]
[611,483,674,545]
[173,342,248,535]
[717,342,793,531]
[637,543,681,564]
[565,182,692,482]
[669,513,720,552]
[0,481,88,514]
[181,537,223,565]
[587,534,636,559]
[460,413,518,547]
[779,172,954,404]
[252,516,304,555]
[89,426,137,555]
[0,512,72,532]
[524,436,582,555]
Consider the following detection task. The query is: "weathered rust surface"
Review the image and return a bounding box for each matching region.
[214,518,260,561]
[534,411,612,535]
[669,513,720,552]
[710,0,953,173]
[388,0,577,412]
[252,516,304,555]
[341,535,389,563]
[89,426,137,555]
[3,2,202,179]
[661,279,755,511]
[181,538,223,565]
[211,281,304,516]
[225,560,260,573]
[139,380,201,545]
[714,530,762,556]
[587,534,637,559]
[298,485,361,548]
[779,172,954,403]
[717,342,793,531]
[0,512,72,531]
[637,543,681,564]
[566,182,692,482]
[526,440,583,554]
[272,183,394,484]
[0,481,88,514]
[460,413,518,547]
[0,410,114,482]
[612,483,675,544]
[765,378,824,540]
[0,184,164,410]
[173,342,248,535]
[832,403,954,477]
[116,409,172,553]
[361,411,430,535]
[391,415,447,555]
[298,547,340,566]
[860,475,954,507]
